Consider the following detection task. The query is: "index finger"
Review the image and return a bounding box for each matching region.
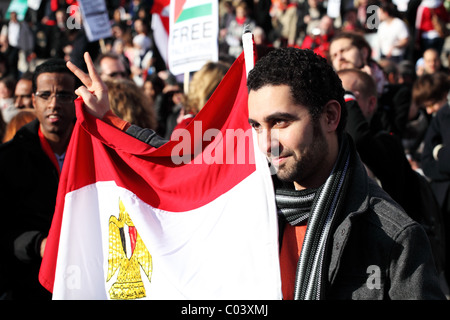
[67,59,93,88]
[83,52,103,86]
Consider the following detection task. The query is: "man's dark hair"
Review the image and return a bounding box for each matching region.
[0,76,16,93]
[94,52,130,76]
[380,2,398,17]
[247,48,347,135]
[19,71,34,81]
[412,71,450,106]
[32,58,78,93]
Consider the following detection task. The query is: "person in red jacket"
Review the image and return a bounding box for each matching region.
[415,0,450,56]
[300,15,334,58]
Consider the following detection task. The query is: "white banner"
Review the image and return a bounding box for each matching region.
[168,0,218,76]
[77,0,112,42]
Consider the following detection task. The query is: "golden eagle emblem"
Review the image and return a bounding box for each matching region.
[106,199,152,299]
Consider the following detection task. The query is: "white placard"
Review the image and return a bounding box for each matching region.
[168,0,218,76]
[327,0,341,18]
[78,0,112,42]
[27,0,42,11]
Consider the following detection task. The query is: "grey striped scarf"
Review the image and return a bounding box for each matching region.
[275,134,353,300]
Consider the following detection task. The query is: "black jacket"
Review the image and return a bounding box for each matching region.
[346,99,446,273]
[0,119,58,299]
[422,103,450,205]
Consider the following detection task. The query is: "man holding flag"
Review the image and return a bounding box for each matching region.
[39,50,281,299]
[247,48,445,299]
[49,44,447,300]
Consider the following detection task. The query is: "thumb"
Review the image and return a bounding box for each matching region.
[76,86,109,119]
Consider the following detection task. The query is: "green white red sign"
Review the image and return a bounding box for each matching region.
[168,0,218,76]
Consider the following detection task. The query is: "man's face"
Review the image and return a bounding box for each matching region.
[377,8,388,21]
[14,79,33,109]
[32,72,76,139]
[329,38,366,71]
[423,50,441,74]
[248,85,330,189]
[134,19,144,34]
[100,57,127,80]
[10,12,17,22]
[143,81,155,99]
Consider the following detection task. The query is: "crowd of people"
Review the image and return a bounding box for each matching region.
[1,0,450,300]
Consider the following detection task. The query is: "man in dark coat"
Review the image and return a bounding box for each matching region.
[339,68,447,281]
[0,59,77,299]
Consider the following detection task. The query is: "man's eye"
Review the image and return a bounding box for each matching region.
[39,92,51,99]
[274,120,288,128]
[250,123,262,132]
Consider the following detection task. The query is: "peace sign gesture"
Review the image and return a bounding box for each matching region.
[67,52,111,119]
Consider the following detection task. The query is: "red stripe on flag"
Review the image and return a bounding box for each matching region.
[75,54,253,212]
[151,0,170,14]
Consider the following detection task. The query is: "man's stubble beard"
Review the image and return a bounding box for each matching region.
[274,121,328,185]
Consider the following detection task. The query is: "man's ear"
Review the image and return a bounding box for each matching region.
[323,100,341,133]
[368,95,378,115]
[31,93,36,108]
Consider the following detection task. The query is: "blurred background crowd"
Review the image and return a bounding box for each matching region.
[0,0,448,142]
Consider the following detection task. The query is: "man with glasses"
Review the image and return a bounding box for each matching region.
[0,59,77,300]
[94,52,129,81]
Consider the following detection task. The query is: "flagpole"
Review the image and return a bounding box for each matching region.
[242,25,255,77]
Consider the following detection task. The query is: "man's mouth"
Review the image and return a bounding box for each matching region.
[48,114,61,123]
[270,155,288,167]
[339,61,352,69]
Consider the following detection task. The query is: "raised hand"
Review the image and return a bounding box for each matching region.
[67,52,111,119]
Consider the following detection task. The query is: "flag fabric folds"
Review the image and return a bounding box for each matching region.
[38,53,282,300]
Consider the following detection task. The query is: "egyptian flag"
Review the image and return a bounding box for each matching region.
[38,52,282,300]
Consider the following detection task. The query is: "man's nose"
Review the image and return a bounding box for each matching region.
[258,128,279,156]
[47,94,61,107]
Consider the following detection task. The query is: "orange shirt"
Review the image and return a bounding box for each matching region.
[279,223,307,300]
[102,110,131,131]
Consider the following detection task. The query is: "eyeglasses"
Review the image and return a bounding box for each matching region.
[35,91,75,103]
[104,71,127,78]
